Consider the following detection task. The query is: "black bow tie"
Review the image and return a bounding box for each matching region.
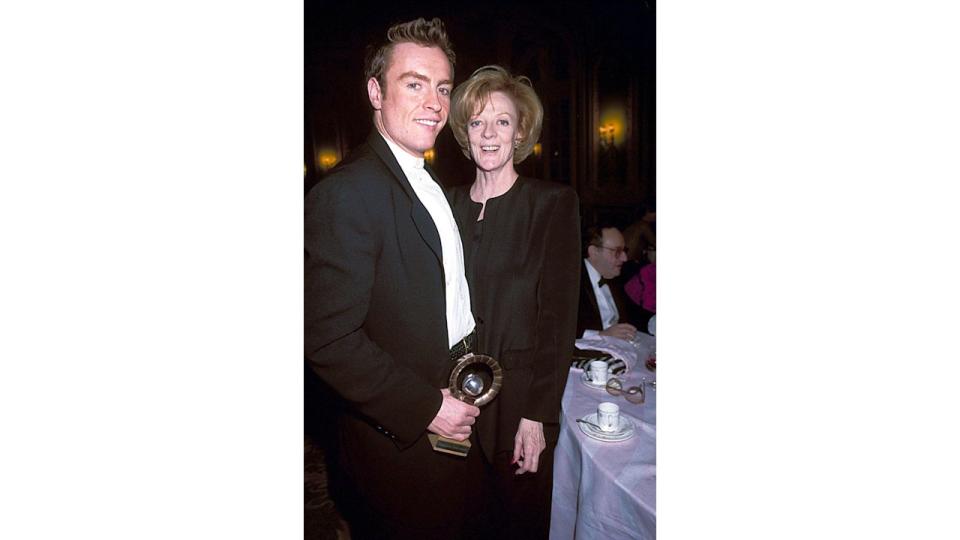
[598,277,611,288]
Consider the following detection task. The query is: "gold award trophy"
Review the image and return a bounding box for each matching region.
[428,353,502,457]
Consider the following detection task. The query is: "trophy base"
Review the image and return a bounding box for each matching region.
[427,434,471,457]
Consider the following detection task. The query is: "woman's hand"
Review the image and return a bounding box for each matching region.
[512,418,546,474]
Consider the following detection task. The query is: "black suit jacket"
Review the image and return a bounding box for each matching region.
[576,263,637,337]
[450,177,581,459]
[305,132,474,525]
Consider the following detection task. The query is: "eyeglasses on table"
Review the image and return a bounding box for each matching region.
[605,377,653,404]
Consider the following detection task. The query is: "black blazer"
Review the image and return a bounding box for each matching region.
[576,264,637,337]
[305,132,472,524]
[450,177,581,459]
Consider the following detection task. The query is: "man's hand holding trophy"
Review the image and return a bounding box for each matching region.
[427,353,503,457]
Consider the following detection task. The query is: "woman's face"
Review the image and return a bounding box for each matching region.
[467,91,520,174]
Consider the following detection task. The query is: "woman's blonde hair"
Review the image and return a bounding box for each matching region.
[449,65,543,164]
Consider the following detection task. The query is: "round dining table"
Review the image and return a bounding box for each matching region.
[550,333,656,539]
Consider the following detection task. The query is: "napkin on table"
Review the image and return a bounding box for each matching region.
[570,349,627,375]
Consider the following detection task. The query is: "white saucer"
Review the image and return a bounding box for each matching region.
[577,412,636,442]
[580,372,609,389]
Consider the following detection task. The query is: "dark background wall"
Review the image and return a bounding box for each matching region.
[305,0,655,228]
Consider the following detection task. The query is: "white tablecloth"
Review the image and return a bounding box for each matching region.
[551,334,656,539]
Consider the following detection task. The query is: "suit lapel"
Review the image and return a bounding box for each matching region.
[367,132,443,264]
[581,266,602,323]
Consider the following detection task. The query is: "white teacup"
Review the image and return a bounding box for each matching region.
[597,402,620,432]
[587,360,609,385]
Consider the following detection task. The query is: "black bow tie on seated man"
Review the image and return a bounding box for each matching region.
[598,277,611,288]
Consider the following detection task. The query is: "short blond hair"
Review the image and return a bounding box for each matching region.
[449,65,543,164]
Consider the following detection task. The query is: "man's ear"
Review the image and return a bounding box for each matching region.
[367,77,383,110]
[586,244,597,259]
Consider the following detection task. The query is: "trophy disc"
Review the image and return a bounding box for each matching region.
[448,353,502,406]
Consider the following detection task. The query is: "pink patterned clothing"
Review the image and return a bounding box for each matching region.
[625,263,656,313]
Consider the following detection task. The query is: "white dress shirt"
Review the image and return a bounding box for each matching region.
[383,137,476,348]
[582,259,619,339]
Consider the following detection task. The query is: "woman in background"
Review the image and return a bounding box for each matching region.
[625,244,656,333]
[621,203,655,281]
[449,65,580,539]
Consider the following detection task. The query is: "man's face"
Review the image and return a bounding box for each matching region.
[588,227,628,279]
[367,42,453,157]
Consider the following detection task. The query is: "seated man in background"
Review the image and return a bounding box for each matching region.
[576,223,642,340]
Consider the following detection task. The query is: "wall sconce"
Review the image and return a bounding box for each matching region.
[424,148,436,165]
[599,123,617,147]
[317,149,339,171]
[599,103,626,148]
[533,143,542,158]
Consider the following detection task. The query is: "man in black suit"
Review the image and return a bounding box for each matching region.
[305,18,483,538]
[576,223,641,340]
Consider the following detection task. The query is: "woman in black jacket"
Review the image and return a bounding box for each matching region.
[448,65,581,539]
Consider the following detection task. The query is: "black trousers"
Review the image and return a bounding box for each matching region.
[333,434,487,540]
[466,442,557,540]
